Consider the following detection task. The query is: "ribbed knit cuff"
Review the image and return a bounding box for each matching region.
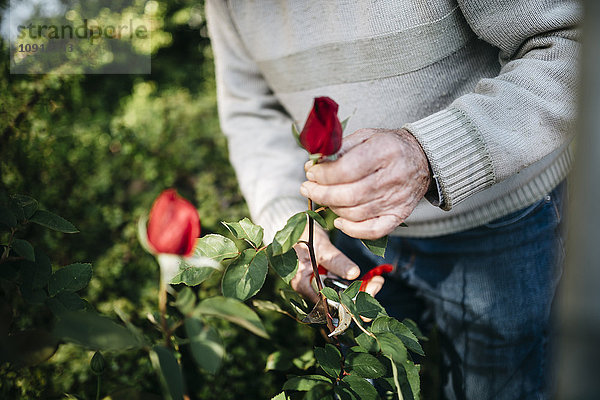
[403,107,496,210]
[255,196,308,244]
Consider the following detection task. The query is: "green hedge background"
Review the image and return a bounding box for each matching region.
[0,1,318,398]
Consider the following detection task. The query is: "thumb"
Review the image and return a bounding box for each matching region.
[314,231,360,280]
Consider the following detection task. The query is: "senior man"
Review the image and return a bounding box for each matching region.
[206,1,580,399]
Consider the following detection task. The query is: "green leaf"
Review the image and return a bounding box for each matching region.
[185,318,224,374]
[195,296,269,339]
[340,374,380,400]
[29,210,78,233]
[375,332,407,364]
[0,329,58,368]
[194,234,239,262]
[53,311,142,351]
[11,194,38,219]
[19,248,52,290]
[222,217,264,248]
[314,344,341,379]
[306,210,328,229]
[360,236,388,258]
[341,116,350,132]
[355,332,380,353]
[282,375,331,392]
[355,292,387,320]
[343,281,362,299]
[0,207,17,229]
[149,345,185,400]
[169,255,221,286]
[398,359,421,400]
[46,291,88,315]
[371,316,424,356]
[279,288,309,319]
[320,287,339,303]
[11,238,35,261]
[266,245,298,284]
[174,287,196,315]
[271,212,307,256]
[271,391,290,400]
[47,263,93,296]
[402,318,427,341]
[222,248,268,301]
[292,349,316,370]
[345,352,386,379]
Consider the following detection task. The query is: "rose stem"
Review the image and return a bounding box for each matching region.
[158,276,171,348]
[307,198,335,333]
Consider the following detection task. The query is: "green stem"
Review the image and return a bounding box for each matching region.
[96,375,101,400]
[158,276,171,349]
[307,199,335,334]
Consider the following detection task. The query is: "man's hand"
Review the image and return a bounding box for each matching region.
[291,224,384,303]
[300,128,431,240]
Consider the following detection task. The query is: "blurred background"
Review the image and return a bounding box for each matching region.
[1,0,598,399]
[0,0,318,398]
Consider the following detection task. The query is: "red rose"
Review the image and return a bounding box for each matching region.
[299,97,343,155]
[359,264,393,292]
[147,189,201,256]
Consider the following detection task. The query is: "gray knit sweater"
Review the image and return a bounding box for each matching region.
[206,0,580,241]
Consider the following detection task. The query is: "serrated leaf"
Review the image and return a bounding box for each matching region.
[252,299,296,320]
[398,359,421,400]
[185,318,224,374]
[355,332,380,353]
[267,245,298,284]
[149,345,185,400]
[174,287,196,315]
[11,194,38,219]
[375,332,407,364]
[222,248,268,301]
[340,374,380,400]
[343,281,362,299]
[195,296,269,339]
[346,352,386,379]
[279,288,309,318]
[355,292,387,320]
[314,344,341,378]
[402,318,427,341]
[48,263,92,296]
[222,217,264,248]
[29,210,78,233]
[194,234,239,262]
[46,291,88,315]
[360,236,388,258]
[306,210,327,229]
[53,311,142,351]
[371,316,424,356]
[169,255,221,286]
[320,287,339,303]
[292,349,316,370]
[271,391,290,400]
[271,212,307,256]
[282,375,331,391]
[12,239,35,261]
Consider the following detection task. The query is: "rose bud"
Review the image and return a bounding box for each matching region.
[147,189,201,256]
[299,97,343,156]
[359,264,394,292]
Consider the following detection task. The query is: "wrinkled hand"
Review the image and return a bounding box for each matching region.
[300,128,431,240]
[291,225,385,303]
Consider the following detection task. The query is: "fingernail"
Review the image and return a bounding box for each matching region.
[300,184,309,197]
[306,170,315,181]
[348,266,360,279]
[333,219,342,229]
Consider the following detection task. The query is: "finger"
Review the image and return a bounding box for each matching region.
[363,276,385,298]
[339,128,377,155]
[300,174,381,207]
[315,235,361,280]
[305,139,382,185]
[334,215,400,240]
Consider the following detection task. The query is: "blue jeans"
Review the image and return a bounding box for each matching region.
[335,182,566,400]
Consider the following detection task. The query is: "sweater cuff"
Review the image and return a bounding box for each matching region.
[403,107,496,210]
[255,196,308,244]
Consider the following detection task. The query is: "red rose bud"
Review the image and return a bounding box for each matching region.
[299,97,343,155]
[359,264,394,292]
[147,189,201,257]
